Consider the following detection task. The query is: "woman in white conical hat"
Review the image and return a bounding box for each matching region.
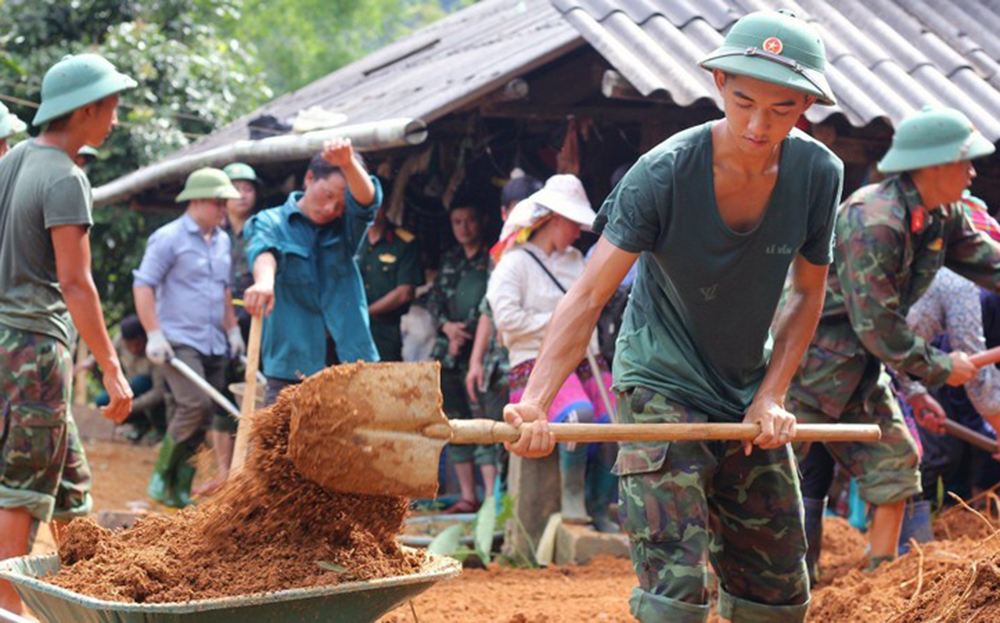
[487,174,618,532]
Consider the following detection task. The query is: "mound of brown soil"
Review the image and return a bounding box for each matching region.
[46,366,423,603]
[809,505,1000,622]
[817,516,867,584]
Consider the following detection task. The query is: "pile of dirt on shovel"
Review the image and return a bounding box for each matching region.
[46,366,424,603]
[808,505,1000,621]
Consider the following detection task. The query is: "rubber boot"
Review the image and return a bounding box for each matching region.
[802,496,826,586]
[586,442,619,533]
[559,443,591,524]
[163,442,197,509]
[147,435,180,505]
[898,498,933,555]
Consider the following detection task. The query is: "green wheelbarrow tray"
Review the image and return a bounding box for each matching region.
[0,548,461,623]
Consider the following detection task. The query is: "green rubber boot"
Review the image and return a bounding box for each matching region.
[147,434,180,504]
[803,496,826,586]
[559,444,591,524]
[163,442,197,509]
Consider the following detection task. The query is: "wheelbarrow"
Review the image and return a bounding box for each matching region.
[0,549,460,623]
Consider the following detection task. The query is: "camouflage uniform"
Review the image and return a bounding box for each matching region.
[423,245,495,465]
[0,324,92,523]
[478,296,510,420]
[789,174,1000,505]
[617,387,809,623]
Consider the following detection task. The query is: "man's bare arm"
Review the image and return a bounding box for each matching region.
[52,225,132,422]
[505,237,637,457]
[742,255,828,453]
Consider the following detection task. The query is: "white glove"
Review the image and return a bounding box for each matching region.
[146,330,174,366]
[227,326,246,360]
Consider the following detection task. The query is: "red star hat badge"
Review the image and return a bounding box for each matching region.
[763,37,784,54]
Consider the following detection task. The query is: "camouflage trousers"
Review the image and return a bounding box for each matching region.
[616,388,809,623]
[789,381,921,506]
[0,325,92,523]
[442,366,503,466]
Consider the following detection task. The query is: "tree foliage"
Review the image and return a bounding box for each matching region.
[230,0,473,95]
[0,0,470,325]
[0,0,273,325]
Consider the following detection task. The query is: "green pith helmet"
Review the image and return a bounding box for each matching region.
[32,53,137,126]
[878,106,996,173]
[700,9,836,106]
[176,168,241,203]
[223,162,259,184]
[0,102,27,139]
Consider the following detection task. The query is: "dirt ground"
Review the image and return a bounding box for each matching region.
[22,433,1000,622]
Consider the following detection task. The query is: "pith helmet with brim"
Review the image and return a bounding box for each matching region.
[223,162,259,184]
[877,106,996,174]
[176,168,241,203]
[700,9,836,106]
[33,54,137,126]
[0,103,26,139]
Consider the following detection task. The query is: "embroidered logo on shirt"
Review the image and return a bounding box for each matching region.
[766,244,794,255]
[700,284,719,302]
[927,238,943,252]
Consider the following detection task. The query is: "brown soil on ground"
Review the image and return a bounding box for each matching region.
[810,504,1000,622]
[816,516,868,585]
[379,556,636,623]
[44,367,422,603]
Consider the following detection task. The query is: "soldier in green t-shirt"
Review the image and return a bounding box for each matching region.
[0,54,136,616]
[358,205,423,361]
[504,11,843,623]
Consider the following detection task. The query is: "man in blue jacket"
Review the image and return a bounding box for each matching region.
[244,138,382,403]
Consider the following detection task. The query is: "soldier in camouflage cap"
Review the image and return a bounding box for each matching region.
[505,9,843,622]
[788,105,999,574]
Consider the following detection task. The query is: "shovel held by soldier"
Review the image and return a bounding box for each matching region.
[285,362,879,499]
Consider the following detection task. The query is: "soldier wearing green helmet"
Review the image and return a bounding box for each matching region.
[504,10,843,623]
[0,102,27,158]
[789,105,1000,576]
[133,168,244,508]
[0,53,136,615]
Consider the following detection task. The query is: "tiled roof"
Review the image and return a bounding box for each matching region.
[553,0,1000,139]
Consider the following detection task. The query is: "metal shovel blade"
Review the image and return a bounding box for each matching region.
[288,361,451,499]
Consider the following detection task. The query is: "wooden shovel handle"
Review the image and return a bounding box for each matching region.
[448,420,881,444]
[971,345,1000,369]
[941,419,998,454]
[231,313,263,471]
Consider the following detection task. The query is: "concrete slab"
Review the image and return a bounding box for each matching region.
[555,523,630,565]
[503,452,560,562]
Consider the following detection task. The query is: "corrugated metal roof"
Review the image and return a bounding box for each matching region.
[166,0,581,162]
[552,0,1000,140]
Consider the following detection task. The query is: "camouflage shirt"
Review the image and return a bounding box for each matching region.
[790,174,1000,418]
[423,245,490,369]
[478,296,509,385]
[225,222,253,299]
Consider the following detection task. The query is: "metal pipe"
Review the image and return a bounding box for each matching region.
[0,607,34,623]
[93,117,428,206]
[168,357,241,419]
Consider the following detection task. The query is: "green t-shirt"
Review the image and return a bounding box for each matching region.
[0,140,93,346]
[595,122,843,421]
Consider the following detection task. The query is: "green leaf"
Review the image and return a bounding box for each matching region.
[427,524,464,557]
[316,561,348,572]
[474,495,497,565]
